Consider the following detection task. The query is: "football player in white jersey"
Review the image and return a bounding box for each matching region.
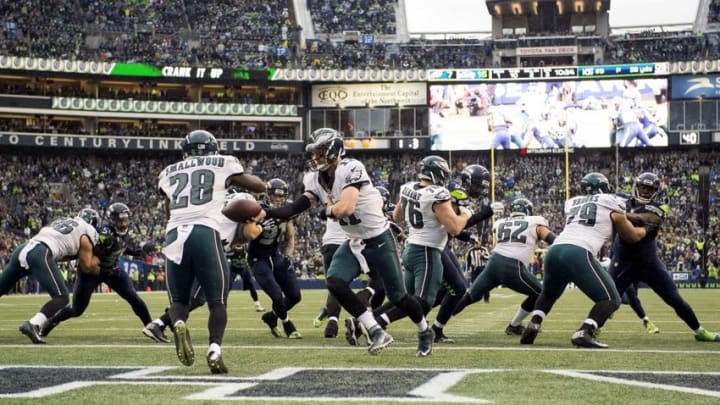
[143,189,265,343]
[1,208,101,344]
[520,172,651,348]
[263,128,431,356]
[452,198,556,336]
[157,129,266,374]
[361,155,471,355]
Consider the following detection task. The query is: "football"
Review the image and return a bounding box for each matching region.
[222,198,262,222]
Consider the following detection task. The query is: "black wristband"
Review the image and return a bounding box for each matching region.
[265,194,311,220]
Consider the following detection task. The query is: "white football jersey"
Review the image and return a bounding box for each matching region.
[400,181,451,250]
[158,154,245,233]
[219,191,257,249]
[303,158,388,240]
[322,218,347,246]
[554,193,626,256]
[33,216,98,260]
[492,214,549,267]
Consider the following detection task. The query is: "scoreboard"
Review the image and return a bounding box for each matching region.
[426,62,670,81]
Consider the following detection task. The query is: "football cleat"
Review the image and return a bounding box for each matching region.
[520,322,540,345]
[694,328,720,342]
[324,319,338,338]
[505,323,526,336]
[643,319,660,334]
[313,307,328,328]
[283,320,302,339]
[344,318,360,346]
[39,321,58,338]
[19,321,46,344]
[432,325,455,343]
[173,321,195,366]
[206,351,228,374]
[368,328,394,355]
[254,302,265,312]
[417,327,435,357]
[143,322,170,343]
[571,329,608,348]
[262,312,283,338]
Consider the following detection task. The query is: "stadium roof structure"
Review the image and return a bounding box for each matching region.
[405,0,704,37]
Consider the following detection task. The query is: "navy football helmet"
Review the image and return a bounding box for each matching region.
[182,130,218,158]
[633,172,661,204]
[306,128,344,171]
[580,172,612,195]
[107,202,131,235]
[460,164,491,198]
[266,178,289,207]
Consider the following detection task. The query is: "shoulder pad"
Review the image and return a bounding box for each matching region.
[432,187,451,201]
[644,204,665,218]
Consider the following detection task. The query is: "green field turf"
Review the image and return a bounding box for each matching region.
[0,287,719,404]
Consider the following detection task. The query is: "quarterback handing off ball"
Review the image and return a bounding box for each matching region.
[222,198,262,222]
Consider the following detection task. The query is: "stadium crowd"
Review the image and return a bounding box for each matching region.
[2,0,720,68]
[0,0,718,292]
[1,146,717,291]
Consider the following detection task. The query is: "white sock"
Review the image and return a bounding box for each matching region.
[154,319,165,327]
[433,320,445,329]
[328,316,338,322]
[358,310,379,331]
[29,312,47,327]
[208,343,221,355]
[510,308,530,326]
[584,318,599,329]
[416,318,428,332]
[531,310,547,322]
[379,313,390,325]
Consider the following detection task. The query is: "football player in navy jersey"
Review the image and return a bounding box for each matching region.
[253,178,303,339]
[41,203,161,342]
[610,172,720,342]
[228,242,265,313]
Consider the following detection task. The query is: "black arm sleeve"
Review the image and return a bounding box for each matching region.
[454,230,474,242]
[464,205,493,229]
[544,232,556,245]
[265,194,312,220]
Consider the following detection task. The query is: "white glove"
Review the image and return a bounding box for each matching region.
[459,206,473,217]
[491,201,505,216]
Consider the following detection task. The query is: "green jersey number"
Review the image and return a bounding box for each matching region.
[567,202,597,226]
[51,218,80,235]
[168,169,215,209]
[400,197,424,228]
[497,220,528,243]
